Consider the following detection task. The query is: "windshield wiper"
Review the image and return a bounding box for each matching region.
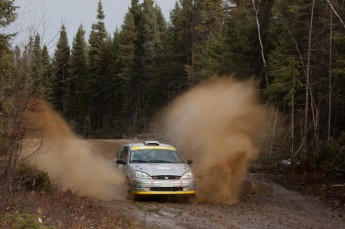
[149,160,172,163]
[131,160,148,163]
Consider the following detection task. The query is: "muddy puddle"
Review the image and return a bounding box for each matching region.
[241,179,273,196]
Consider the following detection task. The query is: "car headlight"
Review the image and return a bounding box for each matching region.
[135,171,151,179]
[181,171,193,179]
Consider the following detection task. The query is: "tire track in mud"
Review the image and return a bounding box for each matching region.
[93,162,344,229]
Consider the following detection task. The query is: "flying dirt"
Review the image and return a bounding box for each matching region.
[21,76,268,203]
[21,99,126,200]
[157,77,269,203]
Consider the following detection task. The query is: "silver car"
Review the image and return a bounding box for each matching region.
[114,141,196,198]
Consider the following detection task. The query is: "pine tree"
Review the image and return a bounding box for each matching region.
[265,39,303,105]
[28,34,43,93]
[165,2,186,95]
[29,34,41,75]
[40,44,52,98]
[18,37,33,77]
[145,4,170,113]
[332,21,345,137]
[87,0,111,131]
[221,0,258,78]
[186,0,225,83]
[116,0,170,132]
[0,0,17,58]
[51,25,70,113]
[98,36,116,135]
[66,25,87,129]
[139,0,166,125]
[116,7,138,132]
[102,29,122,136]
[12,35,52,97]
[170,0,194,90]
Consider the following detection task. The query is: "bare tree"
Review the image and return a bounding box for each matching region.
[1,83,38,190]
[303,0,315,154]
[328,10,333,144]
[291,59,295,157]
[252,0,268,86]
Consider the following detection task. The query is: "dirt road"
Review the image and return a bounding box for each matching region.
[95,175,344,229]
[92,139,344,228]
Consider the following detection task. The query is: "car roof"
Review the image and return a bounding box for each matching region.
[126,141,176,150]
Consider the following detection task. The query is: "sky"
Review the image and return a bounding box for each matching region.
[10,0,177,53]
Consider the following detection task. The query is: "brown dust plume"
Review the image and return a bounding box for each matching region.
[22,99,126,200]
[158,77,268,204]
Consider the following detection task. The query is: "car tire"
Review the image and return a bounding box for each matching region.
[185,194,197,203]
[126,178,133,200]
[126,178,139,201]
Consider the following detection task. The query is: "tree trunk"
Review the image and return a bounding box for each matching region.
[304,0,315,155]
[328,10,333,144]
[291,59,295,157]
[252,0,268,86]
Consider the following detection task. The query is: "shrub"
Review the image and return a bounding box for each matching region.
[315,133,345,177]
[14,163,52,192]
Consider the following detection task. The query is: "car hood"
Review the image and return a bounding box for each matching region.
[129,163,191,176]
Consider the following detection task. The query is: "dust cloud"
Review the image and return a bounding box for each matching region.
[22,99,126,200]
[158,76,269,204]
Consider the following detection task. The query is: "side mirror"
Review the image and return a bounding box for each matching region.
[187,160,193,165]
[116,159,126,165]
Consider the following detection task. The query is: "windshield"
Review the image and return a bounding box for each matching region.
[129,148,185,163]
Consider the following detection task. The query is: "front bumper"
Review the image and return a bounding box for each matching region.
[129,178,196,195]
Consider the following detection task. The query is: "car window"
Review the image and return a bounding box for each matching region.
[129,148,185,163]
[130,151,146,162]
[119,146,129,161]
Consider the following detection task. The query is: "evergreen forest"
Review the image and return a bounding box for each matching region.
[2,0,345,174]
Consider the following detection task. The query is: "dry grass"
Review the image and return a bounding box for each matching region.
[0,187,135,229]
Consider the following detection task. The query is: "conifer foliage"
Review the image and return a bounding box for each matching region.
[51,25,70,114]
[2,0,345,170]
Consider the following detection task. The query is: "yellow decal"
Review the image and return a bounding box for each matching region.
[133,191,196,195]
[131,146,176,151]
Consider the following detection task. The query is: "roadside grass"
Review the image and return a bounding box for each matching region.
[0,186,134,228]
[1,213,54,229]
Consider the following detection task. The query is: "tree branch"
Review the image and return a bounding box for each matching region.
[325,0,345,30]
